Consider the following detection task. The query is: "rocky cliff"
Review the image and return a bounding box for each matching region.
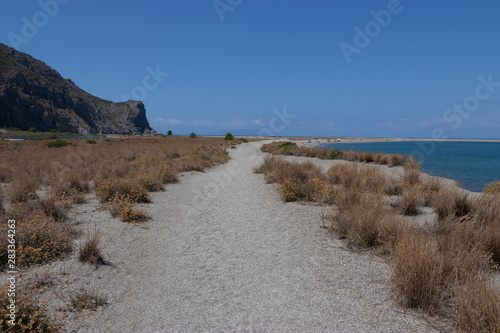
[0,43,154,134]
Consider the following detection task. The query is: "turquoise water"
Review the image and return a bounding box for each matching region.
[321,141,500,192]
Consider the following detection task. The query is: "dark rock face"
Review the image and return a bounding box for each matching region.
[0,43,154,134]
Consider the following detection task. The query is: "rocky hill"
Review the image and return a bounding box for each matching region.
[0,43,154,134]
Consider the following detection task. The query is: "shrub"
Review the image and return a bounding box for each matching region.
[5,209,74,267]
[281,177,334,203]
[454,274,500,332]
[484,180,500,195]
[432,189,473,221]
[189,132,197,138]
[403,169,421,187]
[225,132,234,140]
[167,130,172,136]
[0,286,61,332]
[78,228,104,266]
[50,129,57,133]
[70,287,107,311]
[134,173,164,192]
[85,139,97,144]
[107,195,149,222]
[95,177,150,203]
[329,149,343,159]
[239,138,248,143]
[398,186,422,215]
[329,190,389,247]
[9,173,39,203]
[46,140,69,148]
[28,127,36,132]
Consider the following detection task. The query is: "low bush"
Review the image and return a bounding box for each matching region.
[484,180,500,195]
[95,177,150,203]
[189,132,197,138]
[85,139,97,144]
[329,190,391,247]
[0,285,61,332]
[224,132,234,140]
[78,228,104,266]
[46,140,70,148]
[70,287,107,311]
[398,186,422,215]
[108,195,149,222]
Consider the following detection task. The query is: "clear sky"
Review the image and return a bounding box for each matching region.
[1,1,500,138]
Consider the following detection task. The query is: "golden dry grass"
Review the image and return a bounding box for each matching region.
[0,285,61,332]
[261,141,420,169]
[256,148,500,332]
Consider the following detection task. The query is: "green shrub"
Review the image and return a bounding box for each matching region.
[50,129,57,133]
[225,132,234,140]
[28,127,36,132]
[167,130,172,136]
[239,138,248,143]
[329,149,343,159]
[48,134,58,140]
[189,132,197,138]
[46,140,69,148]
[85,139,97,144]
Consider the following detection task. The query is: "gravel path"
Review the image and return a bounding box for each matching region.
[82,141,435,332]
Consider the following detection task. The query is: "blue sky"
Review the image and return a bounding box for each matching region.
[1,1,500,138]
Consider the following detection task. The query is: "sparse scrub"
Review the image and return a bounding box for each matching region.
[9,173,39,203]
[46,139,70,148]
[108,195,149,222]
[454,274,500,332]
[484,180,500,195]
[398,186,422,215]
[403,169,421,186]
[96,176,150,203]
[78,227,104,265]
[70,287,107,311]
[85,139,97,144]
[432,189,473,221]
[329,190,390,247]
[3,208,74,267]
[0,285,61,332]
[225,132,234,140]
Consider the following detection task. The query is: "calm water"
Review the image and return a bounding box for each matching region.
[321,141,500,192]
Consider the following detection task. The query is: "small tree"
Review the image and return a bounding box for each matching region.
[28,127,36,132]
[50,129,57,133]
[189,132,197,138]
[167,130,172,136]
[225,132,234,140]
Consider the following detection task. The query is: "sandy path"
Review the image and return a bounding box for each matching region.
[81,141,435,332]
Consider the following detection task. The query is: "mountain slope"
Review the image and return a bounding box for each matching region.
[0,43,154,134]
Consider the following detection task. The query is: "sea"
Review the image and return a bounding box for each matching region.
[321,141,500,193]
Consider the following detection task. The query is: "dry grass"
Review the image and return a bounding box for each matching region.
[432,189,474,221]
[0,136,233,269]
[484,180,500,195]
[78,228,104,265]
[96,176,150,203]
[256,146,500,332]
[261,141,420,169]
[330,190,393,247]
[0,285,61,332]
[107,195,149,222]
[70,286,107,311]
[398,186,422,215]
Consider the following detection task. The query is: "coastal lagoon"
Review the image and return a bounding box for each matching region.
[322,141,500,192]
